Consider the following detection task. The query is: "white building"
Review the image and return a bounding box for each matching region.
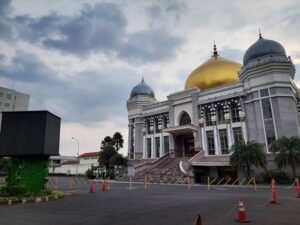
[127,34,300,181]
[0,86,30,128]
[50,152,99,175]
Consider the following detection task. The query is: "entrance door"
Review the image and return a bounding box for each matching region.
[184,137,195,157]
[218,167,237,184]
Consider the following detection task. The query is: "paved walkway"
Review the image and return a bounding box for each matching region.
[0,178,299,225]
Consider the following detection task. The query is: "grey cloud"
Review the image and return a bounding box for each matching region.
[1,2,183,63]
[0,0,11,15]
[42,3,126,56]
[219,47,244,63]
[118,28,184,63]
[294,64,300,83]
[146,1,187,23]
[0,50,137,123]
[0,50,59,84]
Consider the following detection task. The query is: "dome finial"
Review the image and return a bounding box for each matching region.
[213,41,218,58]
[142,77,144,83]
[259,28,262,39]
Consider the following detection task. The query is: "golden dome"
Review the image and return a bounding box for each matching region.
[185,47,242,90]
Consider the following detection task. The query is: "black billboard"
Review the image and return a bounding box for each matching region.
[0,111,61,156]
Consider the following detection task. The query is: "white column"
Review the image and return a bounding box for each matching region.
[213,126,219,155]
[239,111,247,142]
[201,127,206,155]
[160,134,163,157]
[227,124,233,148]
[142,135,146,159]
[199,118,206,155]
[212,116,220,155]
[225,113,233,149]
[151,136,155,158]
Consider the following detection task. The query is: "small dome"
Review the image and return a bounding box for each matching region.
[243,34,286,65]
[185,44,241,90]
[130,78,155,98]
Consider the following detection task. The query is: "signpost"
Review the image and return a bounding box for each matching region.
[128,166,135,190]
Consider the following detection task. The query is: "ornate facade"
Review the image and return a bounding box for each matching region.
[127,34,300,180]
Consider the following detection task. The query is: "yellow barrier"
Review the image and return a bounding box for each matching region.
[239,178,247,185]
[208,177,210,191]
[216,177,225,185]
[224,177,232,185]
[187,177,192,190]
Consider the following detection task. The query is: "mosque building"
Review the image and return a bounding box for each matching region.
[126,33,300,181]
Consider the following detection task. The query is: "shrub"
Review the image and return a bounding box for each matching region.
[259,170,291,184]
[0,184,28,197]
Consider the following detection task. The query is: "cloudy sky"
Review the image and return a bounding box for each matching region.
[0,0,299,157]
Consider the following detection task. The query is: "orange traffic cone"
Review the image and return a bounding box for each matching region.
[90,181,95,193]
[107,177,110,191]
[236,199,250,223]
[295,178,300,198]
[270,178,279,204]
[193,214,202,225]
[102,179,106,192]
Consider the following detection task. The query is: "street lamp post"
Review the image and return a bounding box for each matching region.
[71,137,80,175]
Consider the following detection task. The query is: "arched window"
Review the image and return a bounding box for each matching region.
[179,112,191,126]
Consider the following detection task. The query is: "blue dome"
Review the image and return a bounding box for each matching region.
[130,78,155,98]
[243,36,286,65]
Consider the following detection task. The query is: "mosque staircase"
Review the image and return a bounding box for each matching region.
[117,154,190,184]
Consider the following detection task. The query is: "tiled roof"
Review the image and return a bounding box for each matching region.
[61,160,79,165]
[79,152,100,157]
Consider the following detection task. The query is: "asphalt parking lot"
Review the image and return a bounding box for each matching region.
[0,177,299,225]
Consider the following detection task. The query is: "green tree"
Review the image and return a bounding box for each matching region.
[101,136,115,149]
[98,132,126,178]
[112,132,124,151]
[270,136,300,178]
[110,153,127,167]
[0,157,9,173]
[98,144,117,173]
[230,140,267,178]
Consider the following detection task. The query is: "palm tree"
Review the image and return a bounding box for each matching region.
[101,136,115,150]
[112,132,124,151]
[98,144,117,173]
[230,140,267,178]
[270,136,300,178]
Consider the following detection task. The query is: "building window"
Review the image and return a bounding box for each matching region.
[146,120,151,133]
[217,106,225,124]
[155,118,159,133]
[0,92,3,97]
[206,131,215,155]
[155,137,160,158]
[261,98,276,147]
[4,103,10,108]
[205,109,213,126]
[233,127,243,143]
[260,88,269,97]
[163,117,168,128]
[179,112,191,126]
[6,93,12,99]
[0,102,2,107]
[147,138,152,158]
[130,124,134,159]
[230,102,240,123]
[219,129,229,154]
[164,136,169,154]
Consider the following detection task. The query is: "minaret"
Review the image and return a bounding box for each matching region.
[127,78,157,160]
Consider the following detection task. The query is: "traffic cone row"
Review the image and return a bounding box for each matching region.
[270,178,279,204]
[236,199,250,223]
[193,214,202,225]
[102,179,106,191]
[296,178,300,198]
[89,181,95,193]
[89,179,111,193]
